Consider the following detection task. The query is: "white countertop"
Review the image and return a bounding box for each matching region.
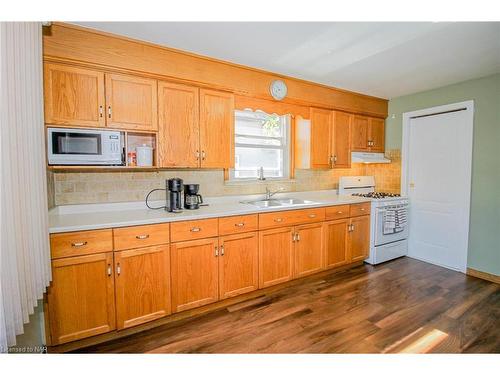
[48,190,371,233]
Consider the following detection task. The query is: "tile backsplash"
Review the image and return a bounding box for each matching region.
[49,150,402,206]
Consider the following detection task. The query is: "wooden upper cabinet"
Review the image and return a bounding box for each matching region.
[47,253,115,345]
[170,238,219,312]
[105,73,158,131]
[348,215,371,262]
[351,115,370,151]
[310,107,333,169]
[219,232,259,300]
[44,63,105,128]
[332,111,352,168]
[259,227,294,288]
[324,219,349,269]
[369,117,385,152]
[293,223,324,278]
[158,82,200,168]
[114,245,171,330]
[199,89,234,168]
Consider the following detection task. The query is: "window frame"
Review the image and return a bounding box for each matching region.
[229,110,292,182]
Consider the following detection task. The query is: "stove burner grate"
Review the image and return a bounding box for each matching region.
[352,192,401,199]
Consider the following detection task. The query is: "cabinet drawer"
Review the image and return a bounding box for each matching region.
[325,205,350,220]
[113,223,170,251]
[219,214,258,236]
[171,218,218,242]
[350,202,371,217]
[50,229,113,259]
[259,208,325,230]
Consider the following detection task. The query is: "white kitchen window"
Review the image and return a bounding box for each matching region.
[230,109,291,180]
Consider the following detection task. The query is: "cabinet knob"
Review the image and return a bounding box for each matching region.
[274,218,283,222]
[308,214,316,218]
[337,211,343,214]
[234,223,245,227]
[136,234,150,240]
[190,227,201,232]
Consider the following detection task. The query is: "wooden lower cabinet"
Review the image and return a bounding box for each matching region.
[170,238,219,312]
[259,227,294,288]
[324,219,350,269]
[293,223,324,278]
[219,232,259,299]
[349,215,371,262]
[47,252,115,345]
[114,245,171,330]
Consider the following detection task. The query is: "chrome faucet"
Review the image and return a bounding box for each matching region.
[265,186,284,200]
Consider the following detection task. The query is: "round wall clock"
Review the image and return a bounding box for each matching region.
[270,80,288,101]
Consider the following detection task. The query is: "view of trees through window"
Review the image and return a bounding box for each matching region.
[231,109,290,180]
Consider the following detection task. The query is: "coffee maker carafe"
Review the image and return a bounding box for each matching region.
[166,178,183,212]
[184,184,203,210]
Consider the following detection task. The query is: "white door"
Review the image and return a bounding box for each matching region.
[403,102,473,272]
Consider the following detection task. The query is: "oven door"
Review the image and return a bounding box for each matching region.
[48,128,122,165]
[375,204,409,246]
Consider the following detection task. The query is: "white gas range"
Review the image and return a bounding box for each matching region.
[339,176,409,265]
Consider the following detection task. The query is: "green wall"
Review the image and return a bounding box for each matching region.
[386,73,500,276]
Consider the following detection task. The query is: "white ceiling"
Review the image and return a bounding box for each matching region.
[73,22,500,99]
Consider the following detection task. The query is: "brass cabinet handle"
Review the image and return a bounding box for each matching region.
[195,150,200,160]
[136,234,150,240]
[107,264,112,276]
[108,106,112,118]
[99,105,103,118]
[337,211,343,214]
[360,208,365,211]
[274,218,284,223]
[296,233,301,241]
[190,227,201,232]
[333,155,337,164]
[71,241,87,247]
[220,245,225,256]
[201,151,206,160]
[215,246,219,257]
[234,223,245,227]
[116,262,121,275]
[308,214,316,218]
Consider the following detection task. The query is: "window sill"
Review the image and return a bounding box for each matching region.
[224,178,296,186]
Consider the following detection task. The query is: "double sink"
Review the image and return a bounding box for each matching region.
[240,197,318,208]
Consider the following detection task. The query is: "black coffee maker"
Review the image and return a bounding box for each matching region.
[166,178,183,212]
[184,184,203,210]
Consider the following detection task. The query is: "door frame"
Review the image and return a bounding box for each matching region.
[401,100,474,273]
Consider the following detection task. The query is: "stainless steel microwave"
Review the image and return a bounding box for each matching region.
[47,127,124,165]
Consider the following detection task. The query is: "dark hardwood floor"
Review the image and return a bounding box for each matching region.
[77,257,500,353]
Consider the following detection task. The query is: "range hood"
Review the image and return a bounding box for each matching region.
[351,152,391,164]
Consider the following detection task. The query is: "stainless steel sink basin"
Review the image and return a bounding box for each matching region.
[240,198,317,208]
[274,198,315,205]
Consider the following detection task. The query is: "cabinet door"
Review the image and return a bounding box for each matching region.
[47,253,115,345]
[310,108,333,169]
[369,117,385,152]
[324,219,349,269]
[199,89,234,168]
[332,111,352,168]
[259,227,294,288]
[105,73,158,131]
[351,115,369,151]
[219,232,258,299]
[114,245,171,330]
[349,215,371,262]
[44,63,105,128]
[158,82,200,167]
[294,222,324,278]
[171,238,219,312]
